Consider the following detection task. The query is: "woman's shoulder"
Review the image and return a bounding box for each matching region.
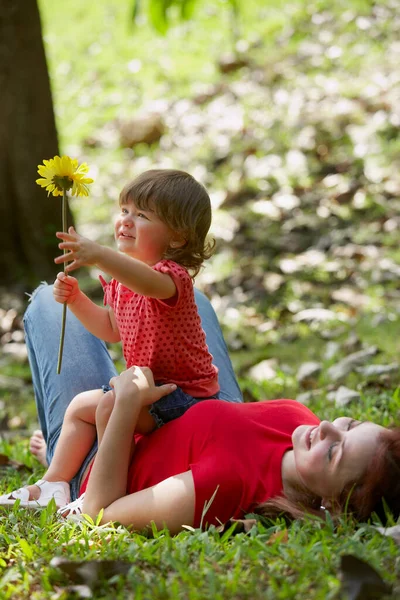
[189,398,315,413]
[181,398,306,420]
[182,398,319,433]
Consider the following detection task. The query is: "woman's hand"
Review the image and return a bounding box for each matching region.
[84,365,185,528]
[53,272,80,304]
[54,226,101,272]
[110,366,176,407]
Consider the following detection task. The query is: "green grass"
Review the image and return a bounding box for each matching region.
[1,0,400,596]
[0,499,399,599]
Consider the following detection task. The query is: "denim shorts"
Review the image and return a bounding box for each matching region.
[102,383,219,428]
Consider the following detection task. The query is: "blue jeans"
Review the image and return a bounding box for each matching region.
[102,384,220,428]
[149,388,220,428]
[23,284,242,500]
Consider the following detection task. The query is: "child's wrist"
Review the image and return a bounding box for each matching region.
[94,243,109,269]
[69,288,83,306]
[93,241,103,265]
[115,388,142,411]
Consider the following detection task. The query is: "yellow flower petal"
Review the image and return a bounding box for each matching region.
[36,155,94,197]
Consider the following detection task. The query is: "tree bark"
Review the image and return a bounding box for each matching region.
[0,0,74,290]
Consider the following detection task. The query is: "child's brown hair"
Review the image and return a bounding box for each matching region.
[119,169,215,277]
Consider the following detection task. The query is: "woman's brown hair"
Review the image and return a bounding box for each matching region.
[254,427,400,524]
[339,427,400,522]
[119,169,215,277]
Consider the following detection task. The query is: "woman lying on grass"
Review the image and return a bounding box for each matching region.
[1,284,399,530]
[67,364,400,531]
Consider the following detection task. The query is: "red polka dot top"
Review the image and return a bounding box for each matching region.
[101,260,219,398]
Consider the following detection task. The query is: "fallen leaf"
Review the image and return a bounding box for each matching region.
[327,347,379,381]
[327,386,361,407]
[0,454,31,472]
[50,557,132,592]
[248,359,278,382]
[355,364,398,377]
[216,518,258,535]
[296,361,322,386]
[117,113,165,147]
[293,308,348,323]
[374,525,400,546]
[267,529,288,545]
[217,53,249,74]
[339,554,391,600]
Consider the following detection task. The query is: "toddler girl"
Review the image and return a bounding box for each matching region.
[3,169,219,508]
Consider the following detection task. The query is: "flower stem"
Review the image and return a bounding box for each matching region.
[57,188,68,374]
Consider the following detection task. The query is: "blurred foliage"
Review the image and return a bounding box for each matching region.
[0,0,400,597]
[131,0,240,35]
[0,0,395,418]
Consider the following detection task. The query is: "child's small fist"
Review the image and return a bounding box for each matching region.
[53,272,80,305]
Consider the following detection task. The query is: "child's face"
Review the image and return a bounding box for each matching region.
[114,199,176,265]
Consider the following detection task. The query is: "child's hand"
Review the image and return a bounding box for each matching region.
[54,226,100,272]
[53,272,80,305]
[109,366,176,407]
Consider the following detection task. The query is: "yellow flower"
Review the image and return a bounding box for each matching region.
[36,155,93,197]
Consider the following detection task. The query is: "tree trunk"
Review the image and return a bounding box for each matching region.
[0,0,74,291]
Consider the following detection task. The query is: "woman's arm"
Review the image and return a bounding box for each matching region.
[82,366,196,533]
[94,471,195,533]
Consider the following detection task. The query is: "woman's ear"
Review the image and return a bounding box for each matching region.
[320,498,334,511]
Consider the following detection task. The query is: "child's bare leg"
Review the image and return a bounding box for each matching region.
[136,407,157,435]
[95,390,116,446]
[96,393,156,465]
[18,389,103,502]
[128,408,156,460]
[44,389,103,482]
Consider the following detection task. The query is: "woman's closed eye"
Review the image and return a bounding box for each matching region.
[328,420,363,461]
[347,419,362,430]
[328,442,338,461]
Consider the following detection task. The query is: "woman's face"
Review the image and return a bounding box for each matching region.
[292,417,387,501]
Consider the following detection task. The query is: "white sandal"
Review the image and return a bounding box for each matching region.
[57,493,85,520]
[0,479,70,509]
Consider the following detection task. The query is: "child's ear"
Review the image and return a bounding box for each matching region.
[170,237,186,249]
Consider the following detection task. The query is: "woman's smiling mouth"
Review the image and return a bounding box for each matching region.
[307,426,318,449]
